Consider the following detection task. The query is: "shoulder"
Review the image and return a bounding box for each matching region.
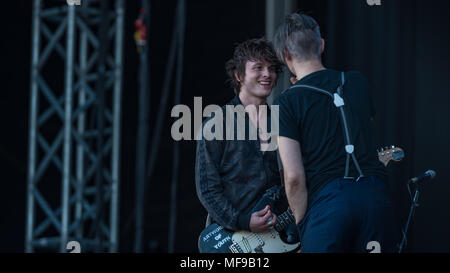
[273,92,288,109]
[345,70,369,86]
[274,87,301,105]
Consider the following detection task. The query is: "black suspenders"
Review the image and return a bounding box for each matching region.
[289,72,365,181]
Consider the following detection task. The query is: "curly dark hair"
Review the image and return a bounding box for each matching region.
[225,38,284,94]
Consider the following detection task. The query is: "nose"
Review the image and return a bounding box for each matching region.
[262,67,271,78]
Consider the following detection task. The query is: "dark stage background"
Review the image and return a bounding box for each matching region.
[1,0,449,252]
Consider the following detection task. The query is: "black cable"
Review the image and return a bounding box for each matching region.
[145,1,179,181]
[122,0,184,251]
[134,0,151,253]
[168,0,186,253]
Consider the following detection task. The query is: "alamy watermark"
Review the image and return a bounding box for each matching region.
[67,0,82,6]
[66,241,81,253]
[170,97,279,151]
[366,241,381,253]
[366,0,381,6]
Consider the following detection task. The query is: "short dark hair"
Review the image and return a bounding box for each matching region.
[225,38,283,94]
[274,13,322,63]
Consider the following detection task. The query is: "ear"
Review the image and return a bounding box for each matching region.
[290,76,297,85]
[320,39,325,54]
[234,71,241,83]
[283,49,292,62]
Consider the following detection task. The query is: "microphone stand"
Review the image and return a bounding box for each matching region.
[398,180,420,253]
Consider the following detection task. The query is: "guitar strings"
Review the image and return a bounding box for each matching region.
[235,215,292,246]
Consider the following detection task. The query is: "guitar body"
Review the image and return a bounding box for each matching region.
[198,186,301,253]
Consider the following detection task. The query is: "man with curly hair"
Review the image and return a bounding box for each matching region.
[195,38,286,239]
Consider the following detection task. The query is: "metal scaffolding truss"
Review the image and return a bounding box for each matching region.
[26,0,125,253]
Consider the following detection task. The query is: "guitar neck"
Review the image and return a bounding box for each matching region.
[274,208,295,232]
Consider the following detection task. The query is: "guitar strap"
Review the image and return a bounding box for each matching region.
[204,213,212,228]
[288,71,365,181]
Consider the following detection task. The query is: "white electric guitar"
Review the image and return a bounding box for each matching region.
[198,186,300,253]
[198,207,300,253]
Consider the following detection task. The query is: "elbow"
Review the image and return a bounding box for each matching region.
[284,170,305,188]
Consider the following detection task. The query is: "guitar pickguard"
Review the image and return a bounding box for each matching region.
[230,229,300,253]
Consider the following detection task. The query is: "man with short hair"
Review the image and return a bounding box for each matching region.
[273,13,398,253]
[195,38,284,237]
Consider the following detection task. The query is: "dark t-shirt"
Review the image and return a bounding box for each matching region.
[274,69,386,201]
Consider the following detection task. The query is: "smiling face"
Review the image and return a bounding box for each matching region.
[237,60,277,100]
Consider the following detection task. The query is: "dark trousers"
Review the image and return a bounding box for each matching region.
[297,176,399,253]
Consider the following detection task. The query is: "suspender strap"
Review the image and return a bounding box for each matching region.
[289,72,365,180]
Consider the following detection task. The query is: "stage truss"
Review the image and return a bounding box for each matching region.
[26,0,125,253]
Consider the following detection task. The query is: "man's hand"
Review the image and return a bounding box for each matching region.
[249,205,277,233]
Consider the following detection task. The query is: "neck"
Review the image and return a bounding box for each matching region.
[291,59,325,82]
[238,92,266,108]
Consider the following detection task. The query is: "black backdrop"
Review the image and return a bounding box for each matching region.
[1,0,449,252]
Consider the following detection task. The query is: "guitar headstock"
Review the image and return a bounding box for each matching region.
[378,146,404,167]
